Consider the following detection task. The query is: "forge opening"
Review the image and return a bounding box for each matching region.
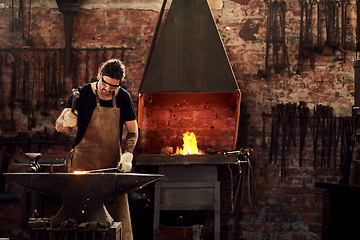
[138,92,241,154]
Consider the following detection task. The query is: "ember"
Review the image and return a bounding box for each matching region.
[73,171,89,174]
[175,131,204,155]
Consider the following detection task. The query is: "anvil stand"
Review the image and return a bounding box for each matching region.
[5,167,163,240]
[11,153,119,240]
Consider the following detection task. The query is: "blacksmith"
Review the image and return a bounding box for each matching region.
[55,58,138,240]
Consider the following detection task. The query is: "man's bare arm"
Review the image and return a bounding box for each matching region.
[124,120,138,153]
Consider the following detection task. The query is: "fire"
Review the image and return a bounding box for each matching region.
[73,171,89,174]
[175,131,204,155]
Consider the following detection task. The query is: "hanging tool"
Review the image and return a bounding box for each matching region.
[262,0,291,75]
[338,117,355,184]
[277,104,288,181]
[92,50,99,82]
[26,0,32,46]
[332,115,338,172]
[327,107,334,169]
[317,0,323,52]
[320,106,326,169]
[10,0,14,32]
[20,57,30,115]
[0,53,6,131]
[263,0,273,77]
[297,0,305,74]
[310,105,320,169]
[40,54,50,116]
[341,0,350,51]
[269,106,276,163]
[297,0,316,74]
[59,49,65,97]
[71,51,79,88]
[19,0,25,38]
[28,55,37,129]
[286,103,297,154]
[261,112,267,149]
[101,49,107,63]
[225,148,258,212]
[357,0,360,56]
[298,101,309,166]
[49,52,58,110]
[35,55,42,110]
[306,0,315,69]
[9,51,17,131]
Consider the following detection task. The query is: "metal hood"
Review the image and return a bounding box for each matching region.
[139,0,240,93]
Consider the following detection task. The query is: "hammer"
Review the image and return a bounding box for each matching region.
[71,88,80,116]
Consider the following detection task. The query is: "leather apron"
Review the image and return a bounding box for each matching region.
[69,89,133,240]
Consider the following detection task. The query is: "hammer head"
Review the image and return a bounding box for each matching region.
[72,88,80,98]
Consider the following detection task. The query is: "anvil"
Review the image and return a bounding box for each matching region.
[5,172,163,227]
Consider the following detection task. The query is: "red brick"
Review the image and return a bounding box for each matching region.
[303,215,314,224]
[292,234,305,240]
[308,224,322,233]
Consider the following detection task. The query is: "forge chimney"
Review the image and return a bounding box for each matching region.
[139,0,240,93]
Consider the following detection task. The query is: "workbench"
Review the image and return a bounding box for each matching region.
[316,182,360,240]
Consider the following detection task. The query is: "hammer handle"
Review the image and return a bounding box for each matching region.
[71,88,79,116]
[71,96,76,114]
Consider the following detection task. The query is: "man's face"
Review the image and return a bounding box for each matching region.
[99,75,121,95]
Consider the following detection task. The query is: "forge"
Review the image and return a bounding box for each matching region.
[134,0,242,238]
[4,172,163,227]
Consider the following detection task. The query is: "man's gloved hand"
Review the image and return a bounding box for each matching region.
[63,111,77,127]
[117,152,133,172]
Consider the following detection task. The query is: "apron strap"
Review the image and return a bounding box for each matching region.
[112,91,117,108]
[95,82,101,107]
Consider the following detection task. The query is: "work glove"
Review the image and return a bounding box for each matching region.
[63,111,77,128]
[117,152,133,173]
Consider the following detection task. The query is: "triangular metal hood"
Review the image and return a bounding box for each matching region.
[139,0,240,93]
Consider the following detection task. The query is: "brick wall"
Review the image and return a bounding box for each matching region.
[1,0,358,239]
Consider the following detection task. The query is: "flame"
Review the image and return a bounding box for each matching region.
[175,131,204,155]
[73,171,89,174]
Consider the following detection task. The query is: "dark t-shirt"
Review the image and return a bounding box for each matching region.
[66,83,137,148]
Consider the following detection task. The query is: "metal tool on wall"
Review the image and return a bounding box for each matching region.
[267,102,347,181]
[357,0,360,57]
[297,0,316,74]
[318,0,349,58]
[263,0,291,76]
[309,104,337,170]
[225,148,258,212]
[338,116,356,184]
[9,51,17,132]
[298,101,309,167]
[0,47,134,133]
[29,55,37,129]
[20,54,30,116]
[268,103,297,180]
[56,0,80,81]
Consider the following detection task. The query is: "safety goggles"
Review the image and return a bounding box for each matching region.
[100,73,121,88]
